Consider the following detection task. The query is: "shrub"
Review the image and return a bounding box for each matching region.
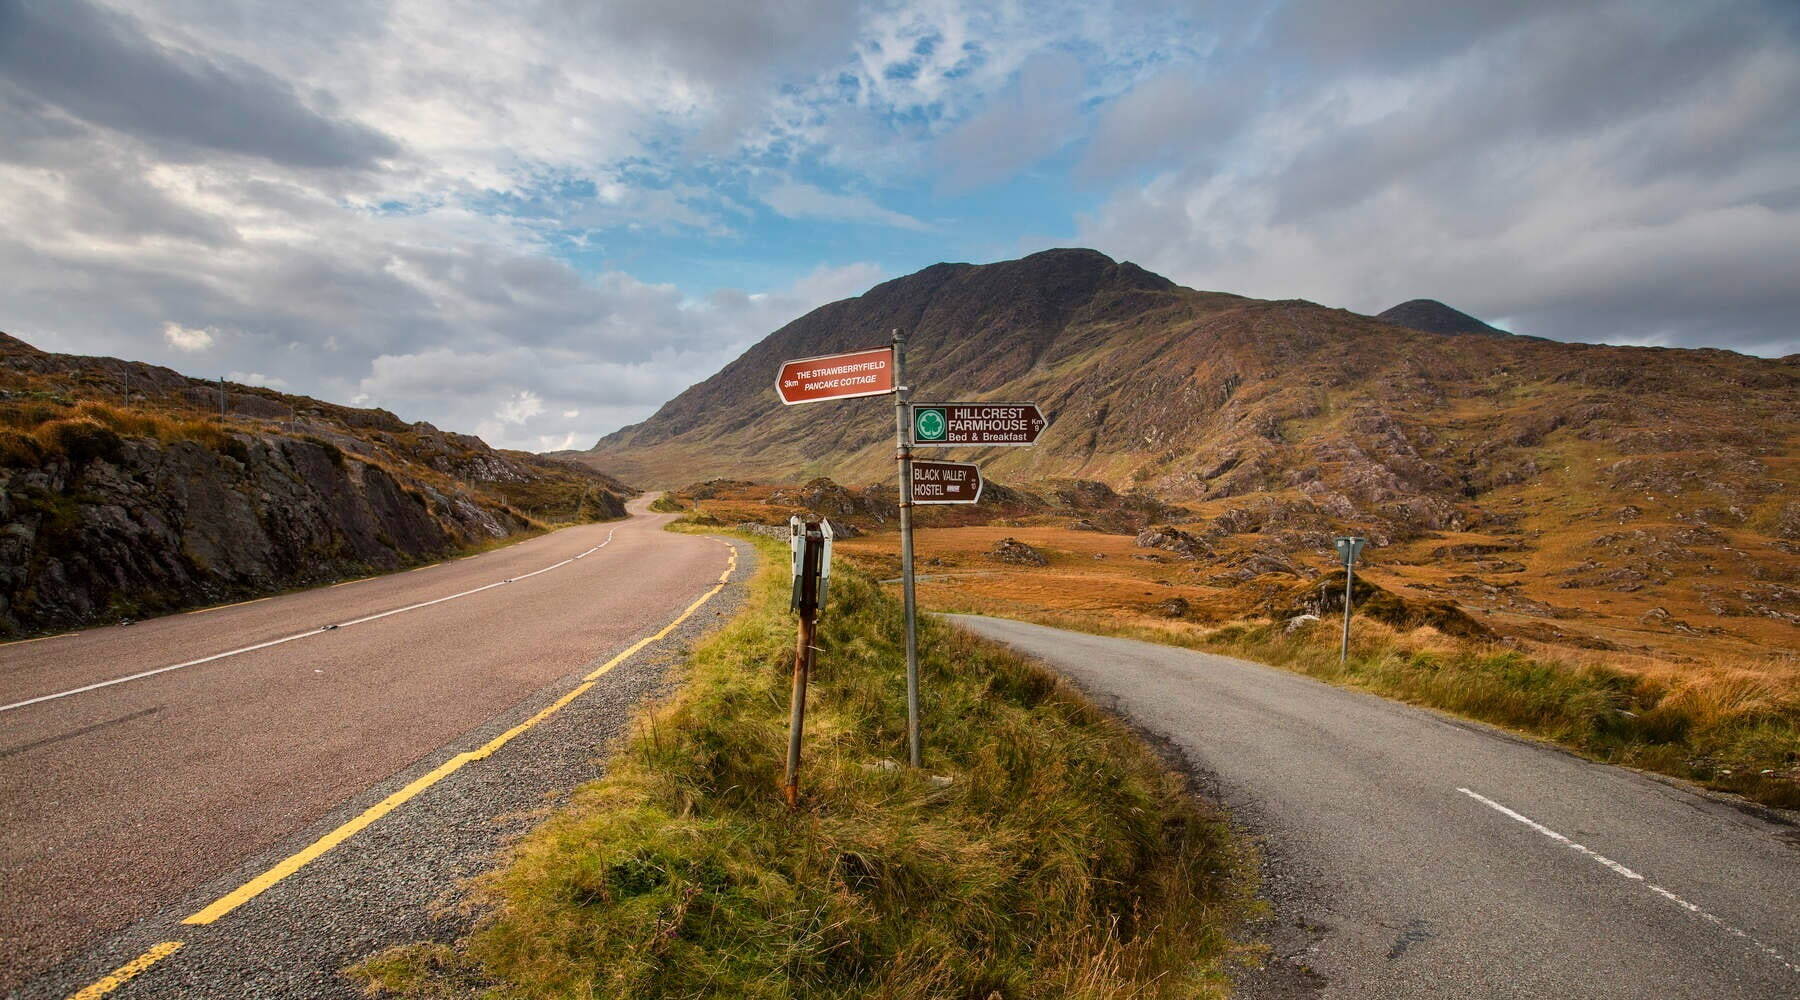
[35,418,123,464]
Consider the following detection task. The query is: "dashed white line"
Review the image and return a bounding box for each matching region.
[1458,787,1798,974]
[0,527,620,715]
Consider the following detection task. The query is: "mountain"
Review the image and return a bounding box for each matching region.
[577,249,1798,654]
[1,334,631,636]
[1376,298,1511,336]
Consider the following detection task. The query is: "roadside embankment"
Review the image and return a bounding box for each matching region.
[352,531,1253,998]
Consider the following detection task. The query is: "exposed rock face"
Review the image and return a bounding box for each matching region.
[0,334,632,636]
[1,435,515,632]
[990,538,1048,566]
[1154,597,1190,619]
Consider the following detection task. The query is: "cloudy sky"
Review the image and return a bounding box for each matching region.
[3,0,1796,450]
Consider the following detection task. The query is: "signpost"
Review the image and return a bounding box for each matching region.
[774,332,1048,776]
[785,517,833,807]
[910,403,1047,447]
[1334,536,1367,663]
[776,346,894,405]
[908,459,983,504]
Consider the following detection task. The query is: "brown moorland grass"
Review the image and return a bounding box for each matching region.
[350,533,1256,999]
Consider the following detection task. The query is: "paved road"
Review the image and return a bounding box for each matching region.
[951,615,1800,1000]
[1,497,733,993]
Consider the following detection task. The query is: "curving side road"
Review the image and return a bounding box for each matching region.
[1,496,737,994]
[951,614,1800,1000]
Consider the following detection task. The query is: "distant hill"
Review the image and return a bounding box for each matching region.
[1376,299,1510,336]
[1,334,632,636]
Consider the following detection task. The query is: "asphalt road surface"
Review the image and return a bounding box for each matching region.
[1,497,739,996]
[951,615,1800,1000]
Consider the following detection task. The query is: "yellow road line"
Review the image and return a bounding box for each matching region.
[0,632,78,648]
[185,597,271,616]
[67,941,182,999]
[327,577,371,588]
[183,539,739,926]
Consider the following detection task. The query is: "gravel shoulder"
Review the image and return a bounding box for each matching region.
[14,537,754,1000]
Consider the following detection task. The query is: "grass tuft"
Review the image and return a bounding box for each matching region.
[351,535,1254,999]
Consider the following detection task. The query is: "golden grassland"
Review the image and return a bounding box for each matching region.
[830,524,1800,810]
[350,533,1256,999]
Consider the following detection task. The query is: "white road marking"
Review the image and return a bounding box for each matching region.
[1458,787,1798,974]
[0,527,620,714]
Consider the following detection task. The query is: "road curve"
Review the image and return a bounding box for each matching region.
[0,497,728,991]
[950,615,1800,1000]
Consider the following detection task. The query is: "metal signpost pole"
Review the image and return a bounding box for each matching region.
[892,329,922,768]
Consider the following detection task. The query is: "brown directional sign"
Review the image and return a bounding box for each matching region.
[908,460,983,505]
[776,346,895,404]
[910,401,1047,447]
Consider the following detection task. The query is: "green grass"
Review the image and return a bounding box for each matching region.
[350,534,1254,999]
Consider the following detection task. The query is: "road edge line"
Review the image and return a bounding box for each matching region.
[65,941,183,1000]
[180,539,737,927]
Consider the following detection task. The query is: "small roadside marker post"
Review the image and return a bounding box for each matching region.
[1335,536,1367,663]
[785,516,832,807]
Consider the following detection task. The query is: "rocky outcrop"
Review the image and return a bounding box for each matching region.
[1271,571,1493,642]
[1135,526,1210,560]
[0,334,633,637]
[0,433,530,633]
[990,538,1048,566]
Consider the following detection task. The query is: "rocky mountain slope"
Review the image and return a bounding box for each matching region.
[578,249,1799,660]
[1,333,631,637]
[1376,298,1512,336]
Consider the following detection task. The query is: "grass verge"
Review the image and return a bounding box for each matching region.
[929,598,1800,811]
[351,533,1254,999]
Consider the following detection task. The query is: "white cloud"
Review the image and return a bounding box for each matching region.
[228,371,288,388]
[162,322,214,352]
[496,390,545,425]
[761,181,929,231]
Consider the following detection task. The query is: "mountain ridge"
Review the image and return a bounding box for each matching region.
[574,250,1797,663]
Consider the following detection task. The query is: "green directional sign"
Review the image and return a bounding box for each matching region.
[909,402,1048,447]
[913,406,948,442]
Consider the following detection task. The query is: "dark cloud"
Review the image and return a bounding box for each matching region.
[1262,0,1588,72]
[1270,4,1797,224]
[1078,67,1262,180]
[0,0,396,168]
[1083,0,1800,357]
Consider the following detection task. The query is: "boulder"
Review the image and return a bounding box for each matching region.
[991,537,1048,566]
[1135,525,1210,560]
